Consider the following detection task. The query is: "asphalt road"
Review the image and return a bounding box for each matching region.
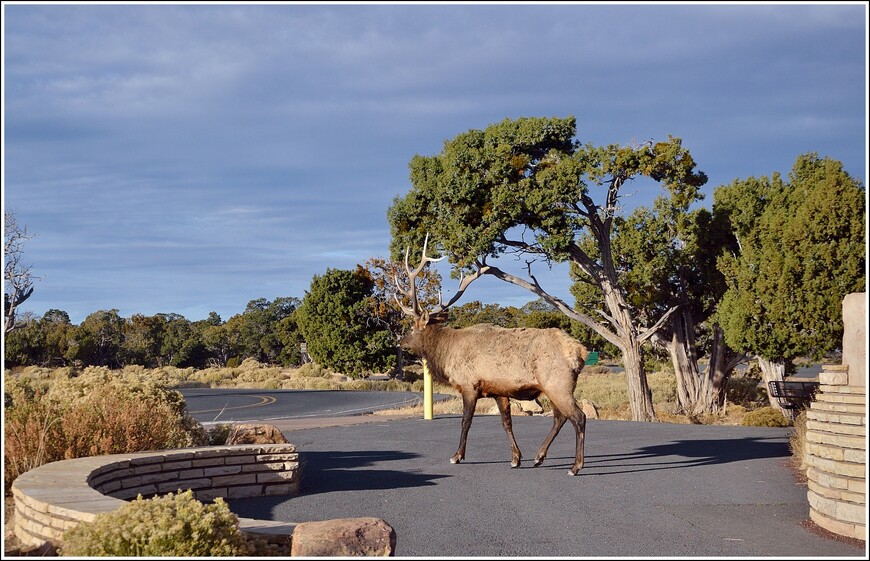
[179,388,431,424]
[227,415,866,558]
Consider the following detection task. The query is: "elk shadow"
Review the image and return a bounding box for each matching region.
[297,450,449,494]
[543,436,791,476]
[227,450,448,519]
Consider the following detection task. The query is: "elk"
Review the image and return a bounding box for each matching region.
[394,236,590,475]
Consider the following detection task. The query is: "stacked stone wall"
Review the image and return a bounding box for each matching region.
[805,366,866,540]
[12,444,299,550]
[803,292,867,541]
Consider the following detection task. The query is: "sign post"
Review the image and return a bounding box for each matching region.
[423,358,433,420]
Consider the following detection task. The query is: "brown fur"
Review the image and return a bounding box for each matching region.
[400,321,590,475]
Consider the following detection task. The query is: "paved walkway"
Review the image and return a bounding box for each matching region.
[228,415,866,557]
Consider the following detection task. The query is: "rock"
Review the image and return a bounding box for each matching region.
[513,398,544,415]
[290,517,396,557]
[225,423,289,445]
[486,400,534,416]
[580,398,599,419]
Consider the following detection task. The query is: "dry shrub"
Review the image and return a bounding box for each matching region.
[726,367,767,407]
[344,379,376,391]
[399,366,424,383]
[293,363,333,378]
[742,406,790,427]
[59,386,202,459]
[281,377,338,390]
[3,369,205,494]
[789,410,809,476]
[3,400,66,488]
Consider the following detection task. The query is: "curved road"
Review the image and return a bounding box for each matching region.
[179,388,433,424]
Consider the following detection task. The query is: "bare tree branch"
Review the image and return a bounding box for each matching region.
[637,305,680,344]
[483,264,623,348]
[4,211,37,334]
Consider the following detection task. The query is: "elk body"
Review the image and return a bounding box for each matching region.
[394,236,591,475]
[400,319,589,475]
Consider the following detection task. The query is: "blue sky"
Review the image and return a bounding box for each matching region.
[2,2,867,325]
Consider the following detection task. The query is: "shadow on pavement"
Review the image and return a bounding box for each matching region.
[227,450,449,520]
[298,450,450,495]
[541,436,790,476]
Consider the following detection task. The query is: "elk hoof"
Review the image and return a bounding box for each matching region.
[567,468,580,476]
[450,457,461,464]
[533,458,544,467]
[510,461,520,468]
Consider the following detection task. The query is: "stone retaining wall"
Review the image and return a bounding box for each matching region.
[805,365,866,541]
[12,444,300,550]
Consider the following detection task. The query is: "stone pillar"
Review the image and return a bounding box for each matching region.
[842,292,866,387]
[804,292,866,541]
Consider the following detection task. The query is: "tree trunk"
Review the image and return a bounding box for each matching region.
[600,279,657,422]
[665,309,700,414]
[756,356,795,421]
[394,345,404,380]
[483,263,658,421]
[695,323,742,416]
[622,339,657,422]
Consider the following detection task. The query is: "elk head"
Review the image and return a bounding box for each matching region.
[394,234,486,354]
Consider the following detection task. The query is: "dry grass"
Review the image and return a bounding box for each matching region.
[3,362,775,430]
[374,368,759,427]
[788,410,809,479]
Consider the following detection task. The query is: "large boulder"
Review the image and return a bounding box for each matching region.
[225,423,289,445]
[290,517,396,557]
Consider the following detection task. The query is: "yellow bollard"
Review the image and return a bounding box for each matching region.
[423,358,433,420]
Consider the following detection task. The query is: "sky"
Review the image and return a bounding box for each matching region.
[2,1,868,326]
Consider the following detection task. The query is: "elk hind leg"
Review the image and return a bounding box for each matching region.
[451,392,478,464]
[533,408,566,467]
[553,396,586,476]
[494,396,522,468]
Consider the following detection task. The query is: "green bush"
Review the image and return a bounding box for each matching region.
[205,423,233,445]
[742,406,790,427]
[60,490,252,557]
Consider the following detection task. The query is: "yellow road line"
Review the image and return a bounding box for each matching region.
[191,394,277,414]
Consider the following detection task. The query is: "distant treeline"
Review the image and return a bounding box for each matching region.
[3,296,615,371]
[4,297,303,370]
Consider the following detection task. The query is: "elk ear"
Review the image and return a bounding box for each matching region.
[427,311,449,326]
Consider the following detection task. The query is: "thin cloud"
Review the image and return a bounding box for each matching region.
[3,2,866,324]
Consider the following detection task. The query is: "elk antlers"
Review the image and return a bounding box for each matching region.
[393,234,489,321]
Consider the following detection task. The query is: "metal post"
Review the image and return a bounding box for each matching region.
[423,358,433,420]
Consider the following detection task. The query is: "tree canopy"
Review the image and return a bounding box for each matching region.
[715,153,866,367]
[295,267,395,377]
[388,115,708,421]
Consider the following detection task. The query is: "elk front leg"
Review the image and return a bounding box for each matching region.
[451,392,478,464]
[494,396,522,468]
